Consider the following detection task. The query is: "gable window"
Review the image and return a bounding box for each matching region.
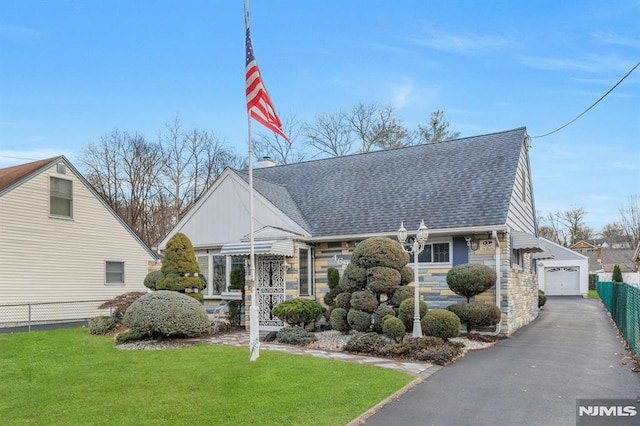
[50,177,73,218]
[299,248,314,296]
[105,261,125,284]
[408,241,451,265]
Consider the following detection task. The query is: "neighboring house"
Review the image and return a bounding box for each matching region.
[570,240,600,253]
[535,238,589,296]
[0,156,157,325]
[159,127,544,336]
[585,246,639,285]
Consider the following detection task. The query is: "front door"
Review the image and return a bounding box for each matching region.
[256,256,285,330]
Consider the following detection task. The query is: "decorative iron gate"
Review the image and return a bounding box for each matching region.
[256,256,285,328]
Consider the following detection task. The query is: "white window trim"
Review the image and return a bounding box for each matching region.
[411,238,453,267]
[105,261,125,285]
[298,246,314,297]
[198,251,247,299]
[49,176,74,220]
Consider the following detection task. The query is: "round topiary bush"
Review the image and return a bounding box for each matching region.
[271,298,325,328]
[390,285,414,307]
[339,264,367,293]
[350,290,379,313]
[323,287,340,307]
[144,270,163,290]
[88,316,117,335]
[382,315,406,342]
[329,307,349,333]
[399,266,414,285]
[447,303,502,333]
[123,290,209,338]
[398,297,428,331]
[446,263,497,303]
[347,308,372,332]
[351,237,409,270]
[334,292,352,310]
[538,289,547,308]
[344,332,393,353]
[367,266,401,295]
[157,233,205,299]
[372,305,396,333]
[421,309,461,341]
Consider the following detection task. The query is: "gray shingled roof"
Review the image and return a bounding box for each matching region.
[239,127,527,237]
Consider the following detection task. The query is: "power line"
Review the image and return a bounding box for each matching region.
[531,60,640,139]
[0,155,40,161]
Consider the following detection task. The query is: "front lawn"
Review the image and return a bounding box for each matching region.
[0,328,413,425]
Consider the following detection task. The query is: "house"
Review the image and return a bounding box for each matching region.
[584,246,639,285]
[0,156,157,326]
[534,238,589,296]
[159,127,544,336]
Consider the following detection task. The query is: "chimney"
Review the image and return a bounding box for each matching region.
[257,156,276,168]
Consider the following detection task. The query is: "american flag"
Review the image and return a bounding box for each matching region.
[245,27,289,143]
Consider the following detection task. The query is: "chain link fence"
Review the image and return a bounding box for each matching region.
[597,281,639,357]
[0,300,110,332]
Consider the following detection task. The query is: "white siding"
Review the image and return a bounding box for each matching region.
[506,144,537,234]
[160,171,309,250]
[0,162,154,304]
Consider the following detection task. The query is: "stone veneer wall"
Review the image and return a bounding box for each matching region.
[504,251,539,335]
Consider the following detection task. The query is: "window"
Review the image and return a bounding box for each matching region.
[408,241,451,264]
[299,248,313,296]
[200,254,247,297]
[105,261,124,284]
[50,177,73,218]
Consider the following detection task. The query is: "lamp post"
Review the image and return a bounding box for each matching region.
[397,220,429,337]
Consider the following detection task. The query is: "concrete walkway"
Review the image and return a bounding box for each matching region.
[362,297,640,426]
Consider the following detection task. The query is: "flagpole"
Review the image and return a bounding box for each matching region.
[245,0,260,362]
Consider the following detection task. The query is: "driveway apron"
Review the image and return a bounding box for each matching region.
[364,297,640,426]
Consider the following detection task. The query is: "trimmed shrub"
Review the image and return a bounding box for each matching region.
[390,285,414,307]
[446,263,497,303]
[327,267,340,289]
[323,287,340,307]
[612,264,623,283]
[271,298,325,327]
[347,309,372,332]
[98,291,146,321]
[339,264,367,293]
[228,266,245,327]
[276,326,317,346]
[350,290,379,313]
[447,303,501,333]
[157,233,205,299]
[538,289,547,308]
[382,316,406,342]
[421,309,460,341]
[87,316,117,335]
[351,237,409,270]
[367,266,401,295]
[393,337,464,365]
[143,270,163,291]
[399,266,414,285]
[329,307,349,333]
[334,292,352,310]
[115,329,149,344]
[344,332,393,353]
[398,298,428,332]
[229,267,245,290]
[123,290,209,339]
[372,305,396,333]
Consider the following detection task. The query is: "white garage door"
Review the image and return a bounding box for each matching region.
[544,267,580,295]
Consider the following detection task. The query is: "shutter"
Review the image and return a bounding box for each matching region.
[452,237,468,266]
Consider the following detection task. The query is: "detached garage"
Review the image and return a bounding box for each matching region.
[535,238,588,297]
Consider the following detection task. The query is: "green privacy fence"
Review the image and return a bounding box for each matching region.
[596,281,640,357]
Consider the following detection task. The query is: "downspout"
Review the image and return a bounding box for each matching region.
[492,230,502,336]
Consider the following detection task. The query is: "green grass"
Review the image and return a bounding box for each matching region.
[588,290,599,299]
[0,328,413,425]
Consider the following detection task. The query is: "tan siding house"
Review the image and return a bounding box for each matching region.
[0,156,156,324]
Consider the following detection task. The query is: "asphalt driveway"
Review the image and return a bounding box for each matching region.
[364,296,640,426]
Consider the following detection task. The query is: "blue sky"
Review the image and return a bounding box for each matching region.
[1,0,638,233]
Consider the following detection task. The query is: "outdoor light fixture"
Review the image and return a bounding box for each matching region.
[397,220,429,337]
[465,236,480,251]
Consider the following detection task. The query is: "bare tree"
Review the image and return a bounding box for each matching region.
[305,111,353,157]
[417,109,460,144]
[561,207,593,246]
[619,194,640,247]
[348,103,409,152]
[600,222,627,247]
[253,114,307,165]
